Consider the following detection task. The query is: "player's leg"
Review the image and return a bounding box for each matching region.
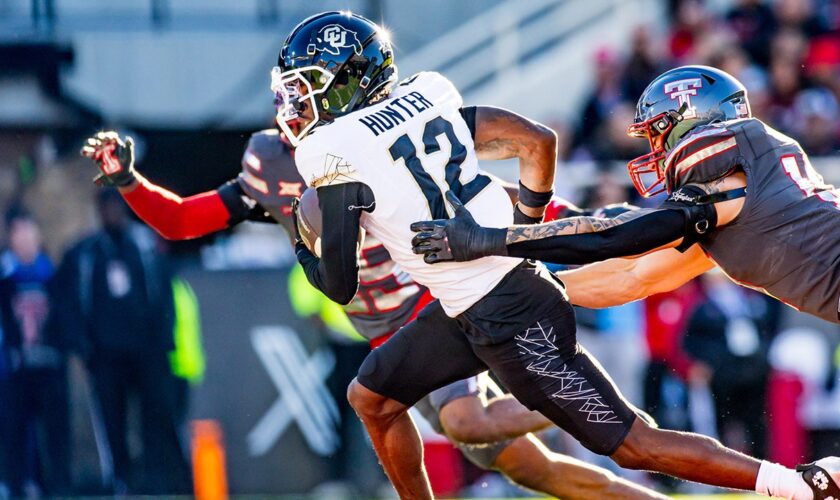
[347,300,487,498]
[347,382,430,496]
[433,374,551,444]
[415,376,667,499]
[478,318,816,498]
[610,417,760,486]
[493,434,668,500]
[464,262,820,498]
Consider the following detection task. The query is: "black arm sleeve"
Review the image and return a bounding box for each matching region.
[460,106,477,140]
[217,180,274,226]
[505,209,689,264]
[295,182,374,305]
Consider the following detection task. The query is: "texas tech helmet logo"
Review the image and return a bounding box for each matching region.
[664,78,702,119]
[309,25,363,56]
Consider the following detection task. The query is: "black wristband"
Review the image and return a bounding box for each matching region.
[518,181,553,208]
[513,203,543,224]
[107,168,136,188]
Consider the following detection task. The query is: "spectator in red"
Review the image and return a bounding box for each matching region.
[668,0,712,63]
[642,282,703,429]
[805,34,840,99]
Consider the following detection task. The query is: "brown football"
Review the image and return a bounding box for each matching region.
[295,187,365,257]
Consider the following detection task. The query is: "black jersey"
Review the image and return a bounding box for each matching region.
[665,118,840,322]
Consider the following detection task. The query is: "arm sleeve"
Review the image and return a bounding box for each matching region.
[505,184,718,264]
[123,175,262,240]
[295,182,373,305]
[505,209,690,264]
[460,106,477,140]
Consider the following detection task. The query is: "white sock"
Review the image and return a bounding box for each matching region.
[755,461,814,500]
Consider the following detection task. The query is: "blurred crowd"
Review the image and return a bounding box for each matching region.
[0,191,196,498]
[1,0,840,497]
[566,0,840,165]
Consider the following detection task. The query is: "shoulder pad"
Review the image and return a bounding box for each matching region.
[664,123,739,191]
[239,130,305,217]
[245,129,286,160]
[394,71,462,109]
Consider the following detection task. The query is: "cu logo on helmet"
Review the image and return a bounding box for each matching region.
[311,25,363,56]
[664,78,702,119]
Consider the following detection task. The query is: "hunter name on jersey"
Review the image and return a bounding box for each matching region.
[294,71,522,316]
[357,90,435,137]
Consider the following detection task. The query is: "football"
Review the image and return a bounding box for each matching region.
[295,187,364,257]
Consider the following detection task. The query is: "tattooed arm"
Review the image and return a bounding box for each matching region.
[411,181,727,264]
[501,207,691,264]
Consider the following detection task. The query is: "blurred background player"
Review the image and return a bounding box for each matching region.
[51,189,190,495]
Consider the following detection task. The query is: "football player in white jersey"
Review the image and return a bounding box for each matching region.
[274,11,825,500]
[81,126,663,499]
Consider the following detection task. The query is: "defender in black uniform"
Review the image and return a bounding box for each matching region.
[413,65,840,499]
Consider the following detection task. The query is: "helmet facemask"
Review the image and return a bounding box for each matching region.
[271,65,335,147]
[626,105,686,197]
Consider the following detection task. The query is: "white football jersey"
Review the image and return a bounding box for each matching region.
[295,72,522,316]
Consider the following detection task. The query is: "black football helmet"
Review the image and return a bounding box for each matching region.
[272,11,397,146]
[627,65,751,197]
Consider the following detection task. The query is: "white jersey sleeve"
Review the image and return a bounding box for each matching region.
[293,71,522,317]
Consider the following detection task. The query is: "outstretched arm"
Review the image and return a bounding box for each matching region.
[411,191,705,265]
[82,131,270,240]
[557,245,715,308]
[118,175,249,240]
[412,182,728,265]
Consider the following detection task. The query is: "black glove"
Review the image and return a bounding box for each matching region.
[410,191,507,264]
[80,131,137,187]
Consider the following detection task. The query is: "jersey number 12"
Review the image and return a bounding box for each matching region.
[389,116,489,219]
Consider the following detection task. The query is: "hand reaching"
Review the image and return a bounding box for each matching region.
[80,131,137,187]
[410,191,507,264]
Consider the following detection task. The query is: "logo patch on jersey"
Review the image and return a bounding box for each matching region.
[312,154,356,187]
[664,78,702,119]
[309,25,363,56]
[278,181,303,197]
